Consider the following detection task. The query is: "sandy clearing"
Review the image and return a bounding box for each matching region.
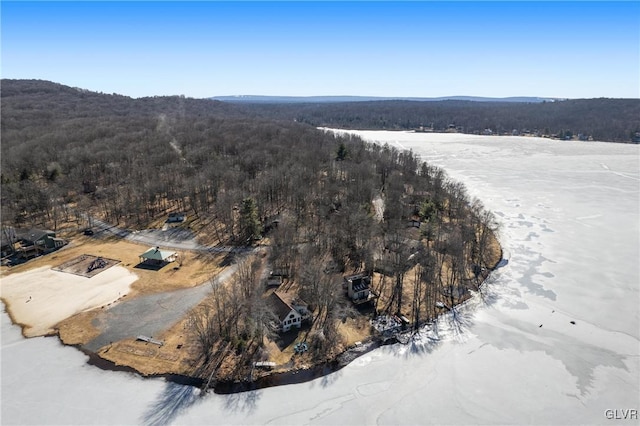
[0,265,137,337]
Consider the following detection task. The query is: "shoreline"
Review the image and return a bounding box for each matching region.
[76,337,382,394]
[321,127,638,146]
[1,242,504,394]
[0,203,504,394]
[41,245,505,395]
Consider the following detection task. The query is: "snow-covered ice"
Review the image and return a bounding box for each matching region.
[2,132,638,425]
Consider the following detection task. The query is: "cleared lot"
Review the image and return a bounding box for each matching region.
[1,239,226,340]
[1,265,137,337]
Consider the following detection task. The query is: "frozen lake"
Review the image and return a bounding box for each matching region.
[2,131,639,425]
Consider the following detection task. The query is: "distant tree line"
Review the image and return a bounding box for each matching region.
[236,98,640,143]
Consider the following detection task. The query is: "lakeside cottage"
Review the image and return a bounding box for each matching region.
[20,228,64,248]
[268,291,309,332]
[343,274,378,305]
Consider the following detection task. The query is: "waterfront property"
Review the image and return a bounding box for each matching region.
[268,291,310,332]
[343,274,378,305]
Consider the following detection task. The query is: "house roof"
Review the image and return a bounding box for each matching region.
[345,274,371,291]
[16,228,54,242]
[267,292,299,322]
[277,291,307,309]
[140,247,176,261]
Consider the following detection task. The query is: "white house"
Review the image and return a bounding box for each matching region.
[343,274,377,305]
[268,291,309,332]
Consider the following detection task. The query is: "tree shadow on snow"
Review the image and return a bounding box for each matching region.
[141,382,201,426]
[222,388,262,414]
[320,366,342,388]
[405,331,440,358]
[301,364,343,391]
[476,273,503,308]
[445,306,476,342]
[383,304,478,361]
[386,275,505,361]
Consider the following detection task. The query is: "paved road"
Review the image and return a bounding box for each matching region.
[84,266,237,352]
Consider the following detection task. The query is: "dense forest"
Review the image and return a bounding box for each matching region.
[2,79,503,373]
[236,98,640,143]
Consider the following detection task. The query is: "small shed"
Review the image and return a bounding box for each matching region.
[139,247,177,264]
[266,272,284,287]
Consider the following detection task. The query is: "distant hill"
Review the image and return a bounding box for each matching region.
[211,95,555,104]
[2,79,638,144]
[0,78,246,122]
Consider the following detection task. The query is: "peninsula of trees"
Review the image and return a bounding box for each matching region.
[1,79,504,388]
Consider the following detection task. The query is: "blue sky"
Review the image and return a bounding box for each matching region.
[2,1,639,98]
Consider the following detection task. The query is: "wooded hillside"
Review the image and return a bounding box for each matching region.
[2,81,494,255]
[1,79,502,375]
